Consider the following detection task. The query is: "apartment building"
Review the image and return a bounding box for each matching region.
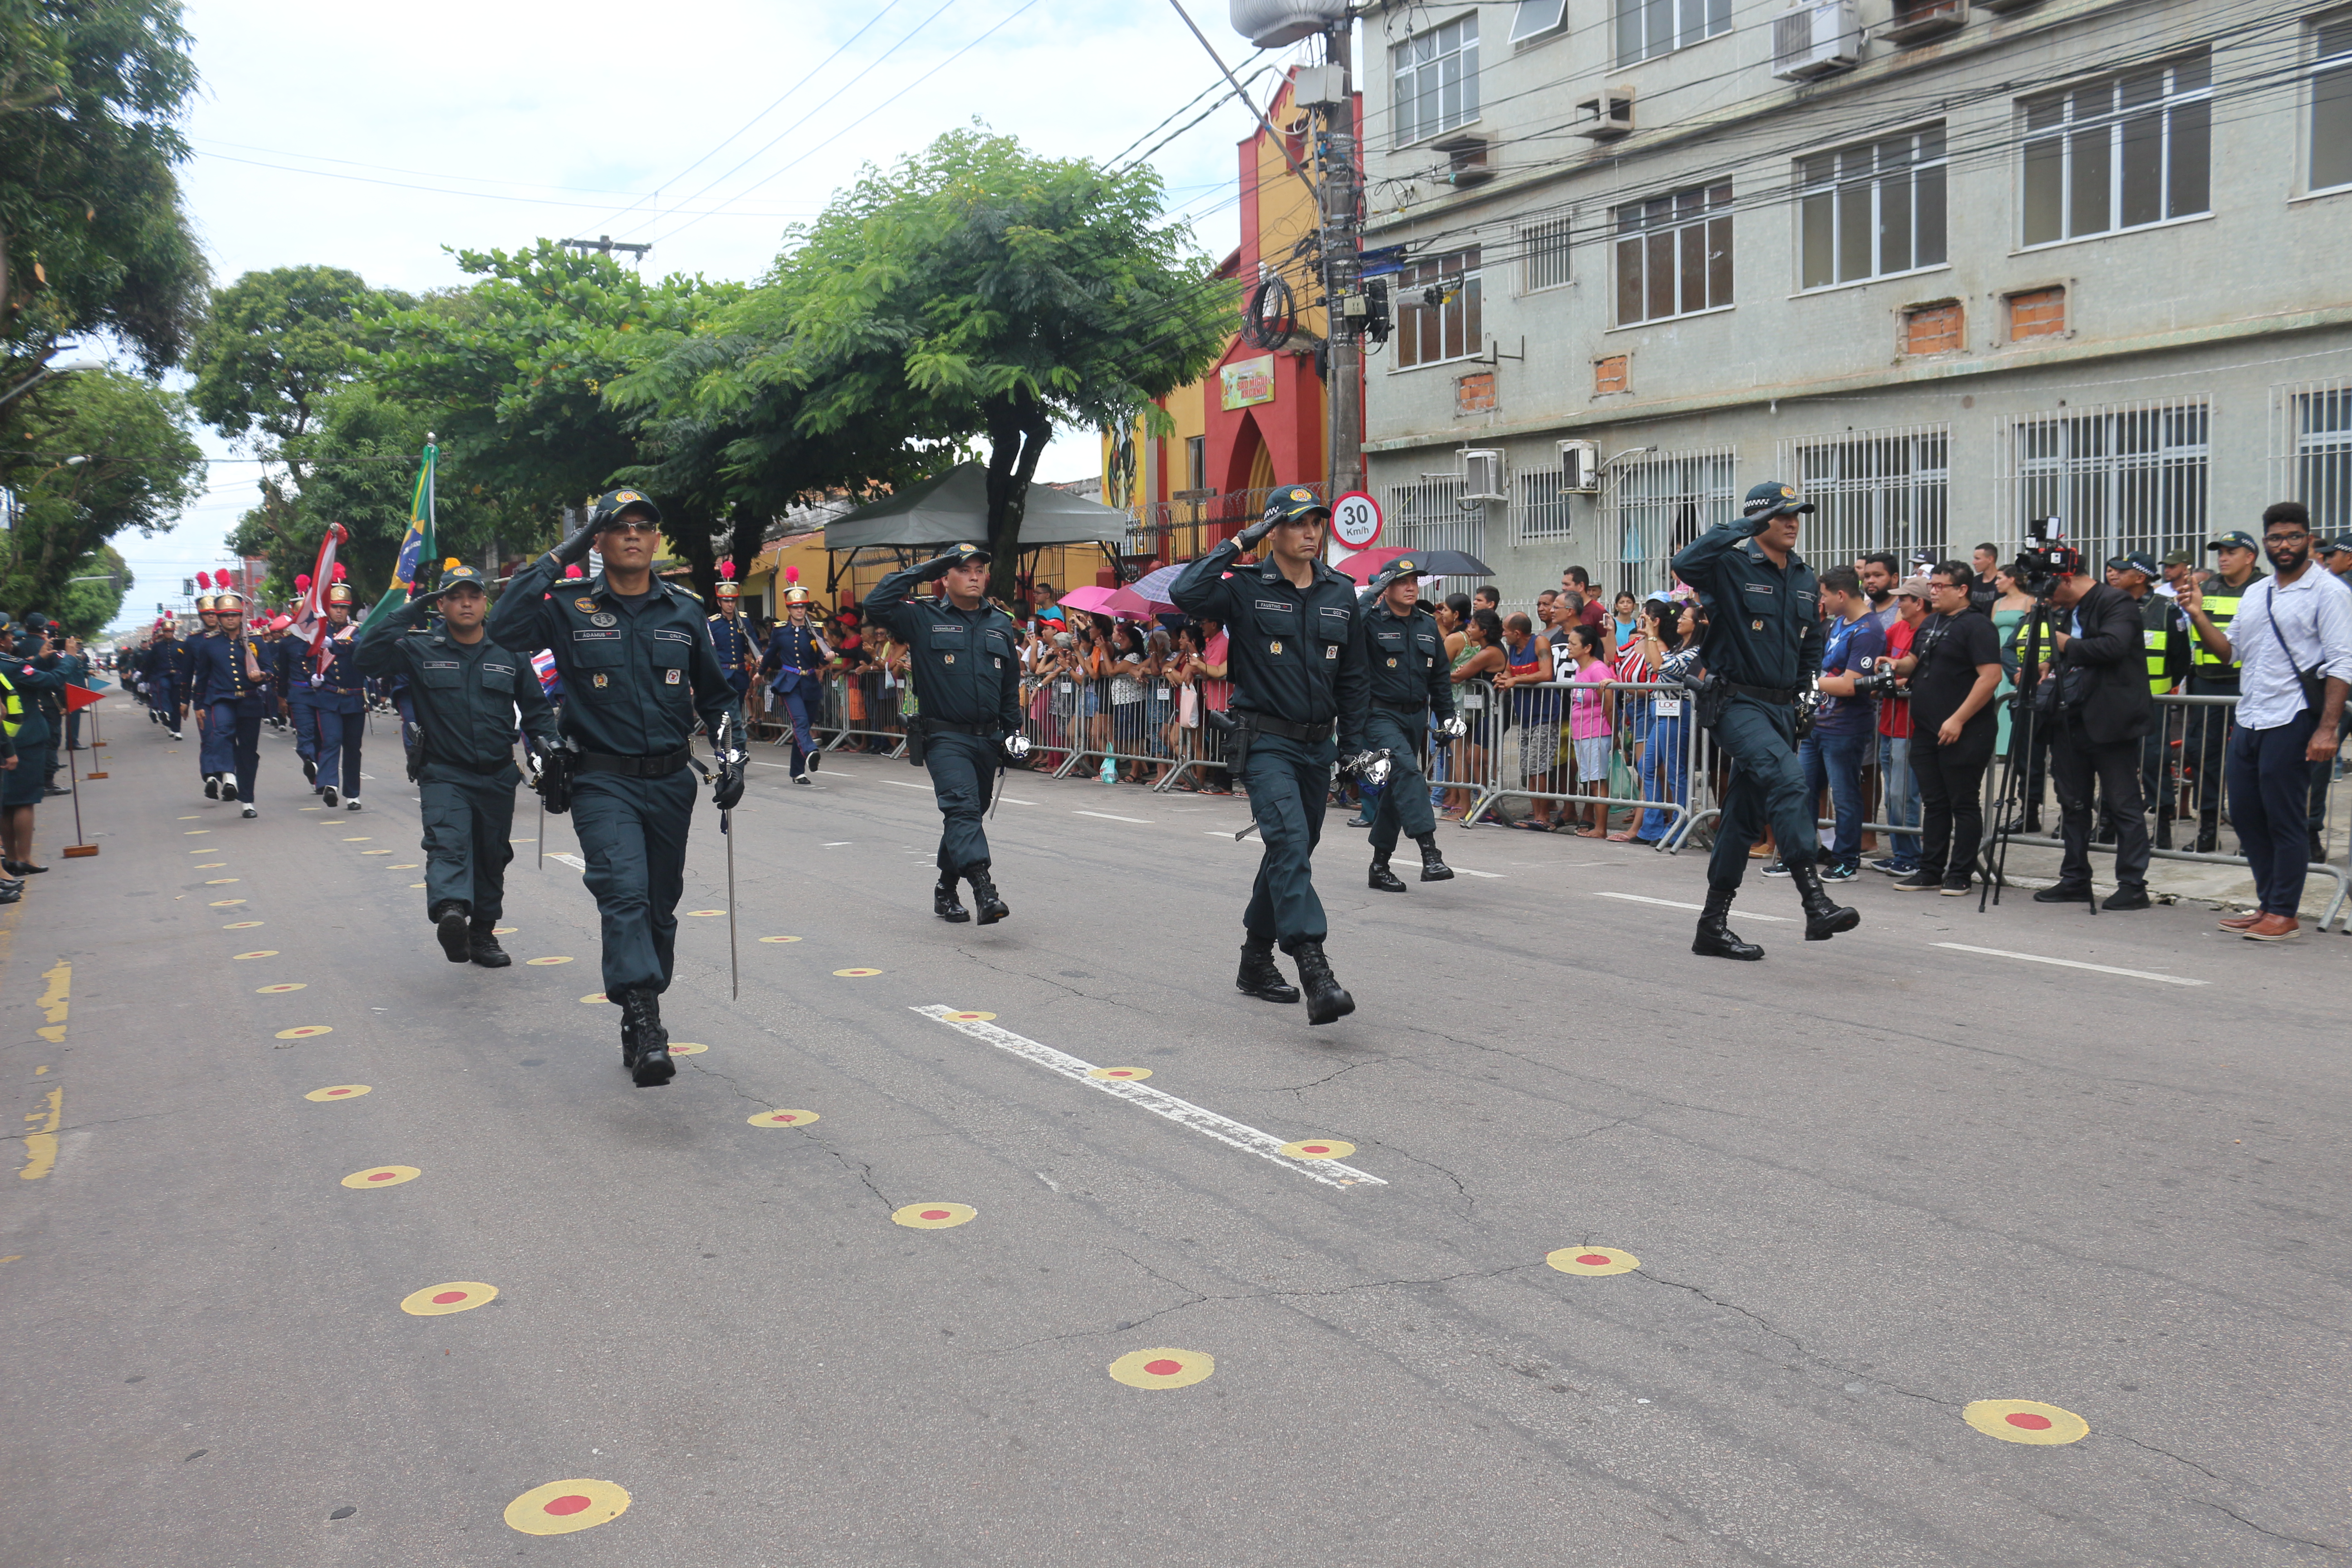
[1356,0,2352,599]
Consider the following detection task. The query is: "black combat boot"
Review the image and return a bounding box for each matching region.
[1235,938,1299,1004]
[432,900,472,963]
[302,757,318,785]
[1790,860,1861,941]
[1415,833,1454,882]
[964,862,1009,926]
[1290,941,1355,1025]
[1691,885,1764,960]
[933,875,970,922]
[1367,853,1407,893]
[618,989,672,1087]
[467,918,511,968]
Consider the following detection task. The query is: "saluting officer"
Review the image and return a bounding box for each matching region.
[760,569,830,783]
[1357,554,1460,892]
[356,562,559,969]
[1171,487,1376,1025]
[312,570,368,810]
[188,590,272,816]
[487,488,747,1088]
[865,540,1025,925]
[1671,480,1860,960]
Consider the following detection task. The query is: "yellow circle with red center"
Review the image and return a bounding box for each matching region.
[941,1010,997,1022]
[1279,1138,1353,1160]
[362,849,390,855]
[833,968,882,977]
[579,993,606,1004]
[204,878,239,885]
[231,950,277,960]
[390,863,419,869]
[342,1165,419,1190]
[400,1281,497,1316]
[305,1085,371,1102]
[1546,1245,1639,1276]
[524,956,571,966]
[892,1202,975,1230]
[686,908,726,916]
[504,1479,630,1535]
[670,1042,707,1055]
[210,899,245,907]
[757,935,801,943]
[1088,1065,1151,1081]
[494,926,517,935]
[1108,1348,1214,1389]
[255,983,307,994]
[275,1025,333,1039]
[1963,1399,2089,1445]
[222,921,264,929]
[748,1108,818,1128]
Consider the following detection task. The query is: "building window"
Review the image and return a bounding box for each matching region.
[1902,301,1965,355]
[2274,379,2352,531]
[2021,52,2212,248]
[1387,472,1485,578]
[1516,465,1574,543]
[2008,286,2066,340]
[1595,354,1631,396]
[1520,216,1573,293]
[1184,435,1206,494]
[1614,184,1732,327]
[1798,126,1947,289]
[1395,249,1483,369]
[1509,0,1567,43]
[1781,426,1950,567]
[1601,446,1737,592]
[1615,0,1730,66]
[2002,399,2210,565]
[2314,11,2352,191]
[1393,14,1479,148]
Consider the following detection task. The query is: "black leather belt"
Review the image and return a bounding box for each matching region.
[576,747,693,778]
[1237,710,1332,743]
[1375,699,1428,718]
[923,720,999,737]
[1725,681,1795,705]
[423,751,517,777]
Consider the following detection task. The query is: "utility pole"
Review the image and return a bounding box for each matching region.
[559,235,651,265]
[1314,22,1363,503]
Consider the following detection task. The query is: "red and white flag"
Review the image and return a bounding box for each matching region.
[287,524,347,672]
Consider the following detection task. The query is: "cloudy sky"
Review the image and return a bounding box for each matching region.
[106,0,1299,631]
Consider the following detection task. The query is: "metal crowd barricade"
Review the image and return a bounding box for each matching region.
[1453,678,1703,846]
[818,667,912,759]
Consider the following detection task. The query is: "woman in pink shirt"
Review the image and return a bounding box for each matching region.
[1565,623,1617,837]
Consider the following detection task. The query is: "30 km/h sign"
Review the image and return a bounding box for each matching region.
[1331,491,1382,550]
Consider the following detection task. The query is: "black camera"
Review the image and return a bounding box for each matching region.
[2012,516,2082,597]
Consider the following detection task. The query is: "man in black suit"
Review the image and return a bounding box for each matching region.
[2034,564,2157,910]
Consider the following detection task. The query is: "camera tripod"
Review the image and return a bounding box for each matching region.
[1979,593,2097,917]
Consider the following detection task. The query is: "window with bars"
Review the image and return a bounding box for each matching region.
[1798,126,1948,290]
[2314,11,2352,192]
[1395,249,1484,368]
[1614,184,1733,326]
[1393,15,1480,148]
[2003,400,2210,566]
[1520,216,1573,292]
[1780,426,1951,568]
[2021,52,2212,248]
[2274,379,2352,532]
[1602,447,1738,593]
[1516,466,1574,542]
[1615,0,1731,66]
[1387,473,1487,572]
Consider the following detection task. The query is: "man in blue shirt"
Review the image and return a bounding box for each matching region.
[1793,566,1886,880]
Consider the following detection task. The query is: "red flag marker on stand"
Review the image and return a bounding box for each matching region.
[60,685,105,858]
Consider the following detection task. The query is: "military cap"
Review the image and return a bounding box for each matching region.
[1740,480,1815,521]
[1261,486,1330,528]
[434,563,490,595]
[2110,551,2158,578]
[2206,530,2260,553]
[941,540,993,567]
[2161,548,2195,567]
[591,487,662,529]
[1365,555,1427,595]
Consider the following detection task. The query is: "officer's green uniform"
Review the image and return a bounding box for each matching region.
[487,513,744,1004]
[355,570,559,960]
[864,545,1023,913]
[1358,572,1456,870]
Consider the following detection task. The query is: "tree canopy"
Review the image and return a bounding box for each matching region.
[1,365,201,614]
[187,264,413,472]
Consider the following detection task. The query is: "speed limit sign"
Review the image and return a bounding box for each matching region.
[1331,491,1382,550]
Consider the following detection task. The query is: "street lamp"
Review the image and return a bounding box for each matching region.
[0,353,107,410]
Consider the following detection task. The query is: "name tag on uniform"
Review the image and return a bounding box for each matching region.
[1256,600,1293,612]
[423,660,459,670]
[572,628,621,642]
[1319,607,1350,623]
[484,662,514,676]
[1743,583,1775,597]
[651,629,692,645]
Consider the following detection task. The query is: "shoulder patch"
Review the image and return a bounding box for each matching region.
[573,597,599,611]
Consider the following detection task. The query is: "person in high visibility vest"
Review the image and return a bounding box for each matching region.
[2185,530,2265,852]
[2110,552,2195,845]
[0,616,69,882]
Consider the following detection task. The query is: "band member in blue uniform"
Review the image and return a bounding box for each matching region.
[312,570,368,810]
[188,591,272,815]
[708,559,759,708]
[145,621,184,738]
[760,568,830,784]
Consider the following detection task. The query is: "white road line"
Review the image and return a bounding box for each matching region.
[913,1005,1384,1190]
[546,852,586,872]
[823,842,852,847]
[1452,867,1504,878]
[1593,890,1794,921]
[883,780,932,791]
[1932,942,2206,987]
[1075,810,1153,823]
[1000,798,1038,806]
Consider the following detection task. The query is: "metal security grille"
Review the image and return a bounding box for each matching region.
[1387,473,1486,580]
[1520,215,1573,293]
[1601,447,1737,594]
[1515,465,1573,543]
[2272,377,2352,532]
[1999,397,2210,564]
[1779,424,1950,568]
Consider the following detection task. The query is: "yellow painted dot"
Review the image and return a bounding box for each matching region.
[299,806,321,812]
[188,848,214,854]
[390,863,420,869]
[686,908,726,917]
[757,935,802,944]
[579,992,607,1005]
[1963,1399,2090,1445]
[0,1255,20,1263]
[341,1165,420,1190]
[833,968,882,978]
[204,878,240,885]
[194,862,226,868]
[178,815,199,820]
[524,956,572,966]
[304,1085,371,1102]
[1279,1139,1355,1161]
[343,836,371,841]
[669,1042,707,1055]
[255,983,307,994]
[493,926,517,935]
[222,921,264,930]
[183,830,209,835]
[274,1025,333,1040]
[892,1202,976,1230]
[209,899,245,907]
[361,849,391,855]
[400,1281,497,1316]
[1545,1246,1640,1277]
[748,1108,819,1127]
[510,838,532,843]
[231,950,278,960]
[503,1479,629,1536]
[1088,1065,1149,1080]
[942,1011,998,1023]
[408,883,425,889]
[1107,1348,1214,1389]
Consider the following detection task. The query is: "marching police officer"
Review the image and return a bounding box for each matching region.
[760,570,830,783]
[1357,554,1460,892]
[1171,486,1376,1025]
[357,563,559,968]
[488,488,747,1088]
[865,540,1024,924]
[312,571,368,810]
[1671,480,1860,959]
[188,590,272,816]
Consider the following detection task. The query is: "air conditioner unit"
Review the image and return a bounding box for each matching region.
[1880,0,1967,45]
[1977,0,2039,11]
[1573,88,1635,141]
[1558,439,1601,495]
[1773,1,1860,81]
[1435,135,1494,187]
[1460,449,1506,503]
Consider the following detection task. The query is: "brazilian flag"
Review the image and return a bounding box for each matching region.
[360,441,436,632]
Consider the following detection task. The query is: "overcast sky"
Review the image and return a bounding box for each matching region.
[103,0,1294,632]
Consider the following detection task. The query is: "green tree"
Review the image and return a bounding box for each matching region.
[54,540,127,637]
[0,365,201,612]
[186,264,413,476]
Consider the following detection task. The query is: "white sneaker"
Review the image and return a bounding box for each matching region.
[345,797,362,811]
[240,804,257,819]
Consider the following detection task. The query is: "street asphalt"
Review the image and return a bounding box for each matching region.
[2,706,2346,1566]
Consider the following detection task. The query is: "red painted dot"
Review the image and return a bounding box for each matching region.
[921,1209,951,1220]
[1302,1145,1330,1154]
[328,1089,350,1097]
[1110,1070,1133,1077]
[542,1495,592,1517]
[368,1171,395,1181]
[431,1291,467,1305]
[1576,1254,1612,1266]
[2005,1412,2053,1431]
[1143,1359,1183,1376]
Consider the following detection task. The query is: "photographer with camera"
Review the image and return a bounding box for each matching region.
[1881,565,2004,895]
[2029,550,2156,911]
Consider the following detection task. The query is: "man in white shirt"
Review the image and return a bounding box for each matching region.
[2180,501,2352,941]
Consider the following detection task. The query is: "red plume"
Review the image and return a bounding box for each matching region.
[564,565,584,579]
[332,564,346,583]
[196,570,212,589]
[719,559,736,581]
[785,566,799,584]
[295,573,313,592]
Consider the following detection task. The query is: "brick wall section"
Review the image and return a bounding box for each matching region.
[1594,355,1630,396]
[2009,287,2067,340]
[1455,370,1497,414]
[1903,301,1965,355]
